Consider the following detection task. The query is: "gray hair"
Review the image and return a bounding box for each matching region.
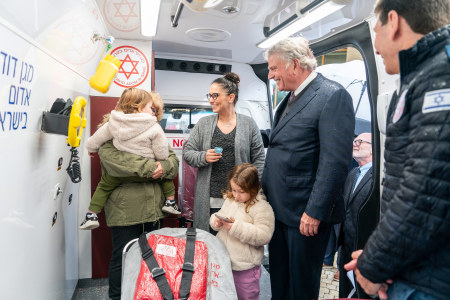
[264,37,317,71]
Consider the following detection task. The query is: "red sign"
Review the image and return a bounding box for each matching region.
[168,137,184,149]
[110,46,149,88]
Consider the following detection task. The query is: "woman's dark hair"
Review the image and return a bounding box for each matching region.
[211,72,240,104]
[224,163,261,213]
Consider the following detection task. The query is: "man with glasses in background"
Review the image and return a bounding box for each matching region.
[339,132,373,298]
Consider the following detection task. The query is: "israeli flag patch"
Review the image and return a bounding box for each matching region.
[422,89,450,114]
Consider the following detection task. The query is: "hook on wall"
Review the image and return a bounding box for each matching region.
[91,32,115,44]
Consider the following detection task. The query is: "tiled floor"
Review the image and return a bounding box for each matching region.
[319,265,340,299]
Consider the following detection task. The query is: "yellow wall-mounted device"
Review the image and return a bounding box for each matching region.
[66,96,87,147]
[89,55,121,93]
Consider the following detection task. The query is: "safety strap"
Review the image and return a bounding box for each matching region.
[138,233,174,300]
[179,227,197,299]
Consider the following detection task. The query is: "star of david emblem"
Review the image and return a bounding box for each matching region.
[113,0,138,23]
[434,95,444,105]
[119,54,139,79]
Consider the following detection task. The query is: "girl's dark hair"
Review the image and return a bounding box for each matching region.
[224,163,261,213]
[211,72,240,104]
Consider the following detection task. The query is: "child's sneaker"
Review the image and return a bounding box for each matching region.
[79,212,100,230]
[162,200,182,215]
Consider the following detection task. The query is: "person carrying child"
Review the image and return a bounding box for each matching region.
[80,88,180,230]
[210,163,275,300]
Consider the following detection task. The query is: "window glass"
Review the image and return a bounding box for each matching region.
[269,80,289,109]
[316,47,371,136]
[161,106,213,133]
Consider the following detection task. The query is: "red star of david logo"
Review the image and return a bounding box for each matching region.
[113,0,138,23]
[119,54,139,79]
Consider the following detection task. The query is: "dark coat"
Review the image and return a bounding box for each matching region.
[357,25,450,300]
[339,166,372,298]
[342,166,373,253]
[261,73,354,227]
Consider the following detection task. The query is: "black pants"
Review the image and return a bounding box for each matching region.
[108,221,160,300]
[269,219,331,300]
[339,246,370,299]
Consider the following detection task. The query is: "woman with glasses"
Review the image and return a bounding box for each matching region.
[183,72,265,233]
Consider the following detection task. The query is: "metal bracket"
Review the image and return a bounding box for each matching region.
[53,183,62,200]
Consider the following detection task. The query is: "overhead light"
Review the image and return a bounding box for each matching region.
[140,0,162,37]
[257,1,344,49]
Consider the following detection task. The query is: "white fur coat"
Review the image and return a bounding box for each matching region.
[210,191,275,271]
[86,110,168,161]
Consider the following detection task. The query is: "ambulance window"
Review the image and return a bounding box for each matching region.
[269,80,289,109]
[316,47,372,145]
[316,46,379,253]
[161,106,213,133]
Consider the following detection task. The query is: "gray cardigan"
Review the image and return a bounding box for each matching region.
[182,113,265,231]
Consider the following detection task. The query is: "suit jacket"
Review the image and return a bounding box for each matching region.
[342,166,373,252]
[261,73,354,227]
[339,165,372,299]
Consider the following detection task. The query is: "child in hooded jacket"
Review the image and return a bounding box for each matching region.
[80,88,180,230]
[210,163,275,300]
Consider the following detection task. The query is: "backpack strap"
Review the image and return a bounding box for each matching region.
[179,227,197,299]
[138,233,174,300]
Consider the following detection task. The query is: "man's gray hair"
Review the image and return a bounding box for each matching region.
[264,37,317,71]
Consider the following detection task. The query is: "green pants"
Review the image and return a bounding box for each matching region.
[88,172,175,213]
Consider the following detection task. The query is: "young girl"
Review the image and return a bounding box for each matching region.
[209,163,275,300]
[79,88,180,230]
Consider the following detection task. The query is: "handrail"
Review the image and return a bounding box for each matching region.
[171,1,185,28]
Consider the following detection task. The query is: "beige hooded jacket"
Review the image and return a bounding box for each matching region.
[86,110,168,161]
[210,191,275,271]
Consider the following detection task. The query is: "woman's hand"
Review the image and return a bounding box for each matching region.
[152,161,163,179]
[205,149,222,163]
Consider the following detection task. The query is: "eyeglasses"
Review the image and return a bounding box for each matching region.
[206,93,228,101]
[353,139,372,146]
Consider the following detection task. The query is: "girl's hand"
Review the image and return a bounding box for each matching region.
[205,149,222,163]
[222,217,235,231]
[214,218,223,228]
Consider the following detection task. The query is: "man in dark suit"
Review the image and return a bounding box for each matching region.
[261,37,354,300]
[339,132,373,298]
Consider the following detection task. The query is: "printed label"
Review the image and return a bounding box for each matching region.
[155,244,177,257]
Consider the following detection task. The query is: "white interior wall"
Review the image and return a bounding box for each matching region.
[0,0,106,298]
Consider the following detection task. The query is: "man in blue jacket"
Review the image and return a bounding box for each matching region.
[261,36,354,300]
[345,1,450,300]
